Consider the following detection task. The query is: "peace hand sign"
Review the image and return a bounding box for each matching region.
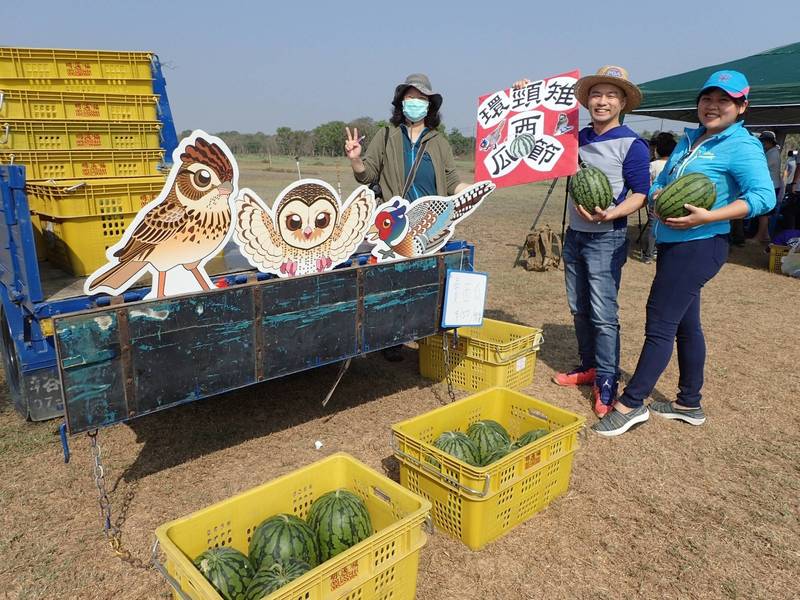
[344,127,363,159]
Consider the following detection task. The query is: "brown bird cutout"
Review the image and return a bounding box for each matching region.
[233,180,376,277]
[84,133,237,298]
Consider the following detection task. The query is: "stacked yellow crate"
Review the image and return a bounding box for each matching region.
[0,47,169,275]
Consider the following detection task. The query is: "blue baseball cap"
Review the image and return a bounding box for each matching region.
[698,70,751,99]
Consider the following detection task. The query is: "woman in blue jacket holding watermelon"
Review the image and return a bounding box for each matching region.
[593,70,775,437]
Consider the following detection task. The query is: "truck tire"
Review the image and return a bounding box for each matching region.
[0,307,26,415]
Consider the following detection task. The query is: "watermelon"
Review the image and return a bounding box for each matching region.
[569,164,614,212]
[244,558,310,599]
[307,489,373,562]
[433,431,480,466]
[248,514,319,571]
[508,133,536,160]
[466,420,511,465]
[655,172,716,219]
[512,428,550,449]
[481,443,512,466]
[193,546,255,600]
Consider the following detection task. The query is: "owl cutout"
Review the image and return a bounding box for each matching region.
[368,181,496,263]
[84,130,239,299]
[233,179,376,277]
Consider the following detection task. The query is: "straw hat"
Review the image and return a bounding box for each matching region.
[575,65,642,113]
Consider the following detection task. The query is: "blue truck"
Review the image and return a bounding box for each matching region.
[0,53,473,435]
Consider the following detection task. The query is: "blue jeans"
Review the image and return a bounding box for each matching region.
[619,235,728,409]
[563,228,628,380]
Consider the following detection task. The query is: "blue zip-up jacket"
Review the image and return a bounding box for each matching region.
[650,120,775,243]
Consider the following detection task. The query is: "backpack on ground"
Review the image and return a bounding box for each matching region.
[523,225,563,272]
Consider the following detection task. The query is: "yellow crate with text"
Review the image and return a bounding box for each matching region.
[392,387,585,550]
[154,453,431,600]
[768,244,790,274]
[0,47,154,93]
[0,119,162,151]
[0,89,160,121]
[419,319,543,391]
[39,210,135,276]
[25,175,167,218]
[1,148,165,180]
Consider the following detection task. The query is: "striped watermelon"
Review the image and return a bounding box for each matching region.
[244,558,310,599]
[193,546,254,600]
[570,164,614,212]
[512,428,549,449]
[508,133,536,160]
[307,489,373,562]
[481,443,512,466]
[466,420,511,465]
[655,172,716,219]
[248,514,319,571]
[433,431,480,466]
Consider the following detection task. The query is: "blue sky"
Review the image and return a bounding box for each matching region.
[6,0,799,136]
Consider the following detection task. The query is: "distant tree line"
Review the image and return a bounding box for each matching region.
[180,117,476,159]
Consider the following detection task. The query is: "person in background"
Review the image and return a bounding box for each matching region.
[784,149,796,190]
[781,150,798,230]
[592,70,775,437]
[755,130,782,242]
[345,73,469,362]
[643,132,677,263]
[515,66,650,418]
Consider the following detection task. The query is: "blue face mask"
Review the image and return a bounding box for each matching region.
[402,99,429,123]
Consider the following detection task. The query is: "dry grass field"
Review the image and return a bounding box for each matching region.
[1,156,798,599]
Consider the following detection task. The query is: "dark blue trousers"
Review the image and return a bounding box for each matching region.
[619,235,729,409]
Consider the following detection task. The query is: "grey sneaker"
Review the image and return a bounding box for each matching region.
[649,400,706,425]
[591,405,649,437]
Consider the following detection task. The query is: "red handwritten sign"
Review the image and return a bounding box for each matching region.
[474,70,579,189]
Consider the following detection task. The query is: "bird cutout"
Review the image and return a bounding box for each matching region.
[368,181,496,262]
[479,121,505,152]
[553,113,574,136]
[233,179,376,277]
[84,130,238,299]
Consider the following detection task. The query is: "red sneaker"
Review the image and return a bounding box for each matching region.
[552,367,596,387]
[593,377,618,417]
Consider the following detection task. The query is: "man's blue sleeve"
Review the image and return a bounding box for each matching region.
[623,137,651,195]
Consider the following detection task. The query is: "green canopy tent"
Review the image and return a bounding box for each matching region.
[633,42,800,138]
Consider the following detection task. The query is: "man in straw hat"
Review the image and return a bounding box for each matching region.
[514,66,650,418]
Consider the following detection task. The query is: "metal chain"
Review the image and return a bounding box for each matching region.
[441,332,456,402]
[87,430,151,571]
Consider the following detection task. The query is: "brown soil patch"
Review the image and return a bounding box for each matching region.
[1,158,798,599]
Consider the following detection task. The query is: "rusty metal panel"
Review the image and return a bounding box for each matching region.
[54,248,472,434]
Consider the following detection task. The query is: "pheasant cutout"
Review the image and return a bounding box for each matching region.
[368,181,495,262]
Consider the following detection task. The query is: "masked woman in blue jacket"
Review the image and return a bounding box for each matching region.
[593,70,775,436]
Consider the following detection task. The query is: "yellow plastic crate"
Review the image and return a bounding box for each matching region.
[154,453,431,600]
[29,212,46,259]
[26,175,166,218]
[39,210,135,275]
[0,47,154,79]
[0,89,160,121]
[769,244,790,274]
[0,76,155,94]
[1,148,165,180]
[392,387,585,550]
[0,119,162,151]
[419,319,543,391]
